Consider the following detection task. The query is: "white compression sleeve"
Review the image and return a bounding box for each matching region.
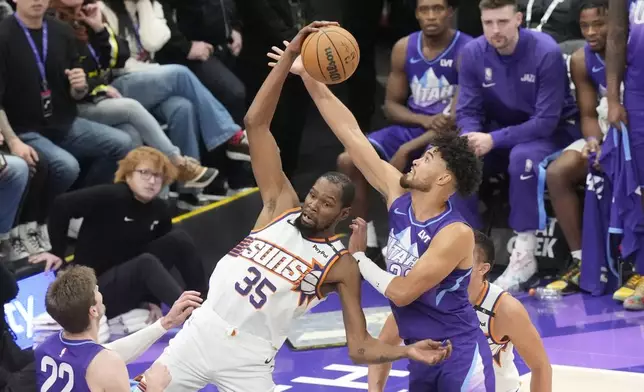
[103,320,167,364]
[353,252,396,296]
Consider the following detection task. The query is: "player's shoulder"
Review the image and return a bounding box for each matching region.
[528,29,563,55]
[570,45,587,68]
[87,349,128,385]
[455,30,474,45]
[494,289,528,321]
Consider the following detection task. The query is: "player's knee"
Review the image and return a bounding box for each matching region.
[336,151,356,174]
[546,152,583,189]
[138,253,164,271]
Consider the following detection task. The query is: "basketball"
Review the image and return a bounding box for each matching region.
[301,26,360,85]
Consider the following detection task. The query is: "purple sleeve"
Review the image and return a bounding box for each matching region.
[456,44,485,135]
[490,49,565,148]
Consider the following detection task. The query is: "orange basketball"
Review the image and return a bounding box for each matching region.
[301,26,360,85]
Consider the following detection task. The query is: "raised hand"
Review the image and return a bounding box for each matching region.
[287,21,339,54]
[349,217,368,254]
[159,291,203,330]
[267,41,304,75]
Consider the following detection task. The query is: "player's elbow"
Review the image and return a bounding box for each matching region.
[387,290,414,307]
[346,340,369,364]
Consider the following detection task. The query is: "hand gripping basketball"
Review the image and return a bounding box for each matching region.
[288,21,340,53]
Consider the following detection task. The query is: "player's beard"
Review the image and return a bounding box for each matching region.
[293,214,336,238]
[400,170,431,192]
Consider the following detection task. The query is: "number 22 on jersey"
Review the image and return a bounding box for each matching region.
[41,355,74,392]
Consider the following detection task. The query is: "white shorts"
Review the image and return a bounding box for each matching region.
[564,138,586,153]
[155,306,278,392]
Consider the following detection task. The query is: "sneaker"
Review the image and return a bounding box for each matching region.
[226,130,250,162]
[623,278,644,311]
[38,224,52,252]
[19,222,45,255]
[613,274,642,302]
[493,249,538,292]
[200,176,232,202]
[546,257,581,295]
[7,229,29,261]
[176,157,219,189]
[176,193,210,211]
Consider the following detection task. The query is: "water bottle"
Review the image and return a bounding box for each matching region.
[529,287,562,301]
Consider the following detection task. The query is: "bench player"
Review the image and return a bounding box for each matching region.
[152,21,453,392]
[35,265,202,392]
[269,34,493,392]
[366,229,552,392]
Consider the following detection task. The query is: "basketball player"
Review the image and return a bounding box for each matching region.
[152,21,453,392]
[337,0,476,256]
[365,229,552,392]
[269,40,492,392]
[457,0,580,291]
[35,265,203,392]
[545,0,610,294]
[606,0,644,309]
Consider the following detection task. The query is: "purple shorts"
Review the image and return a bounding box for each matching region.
[367,125,426,161]
[406,330,495,392]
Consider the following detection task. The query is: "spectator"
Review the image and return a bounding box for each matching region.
[0,0,134,213]
[234,0,310,178]
[0,154,29,262]
[50,0,219,191]
[155,0,247,126]
[337,0,472,259]
[95,0,254,206]
[456,0,580,290]
[546,0,611,294]
[0,1,12,21]
[47,147,208,320]
[517,0,584,43]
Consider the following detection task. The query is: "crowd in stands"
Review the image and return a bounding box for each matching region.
[1,0,644,388]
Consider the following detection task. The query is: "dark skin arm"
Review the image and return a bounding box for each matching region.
[244,25,336,228]
[570,49,602,140]
[323,255,452,365]
[606,0,628,127]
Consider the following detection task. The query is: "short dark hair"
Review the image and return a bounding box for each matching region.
[433,132,483,197]
[579,0,608,14]
[418,0,460,8]
[319,171,355,208]
[479,0,517,11]
[46,266,98,334]
[474,230,496,279]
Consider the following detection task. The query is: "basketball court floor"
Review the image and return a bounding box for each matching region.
[127,282,644,391]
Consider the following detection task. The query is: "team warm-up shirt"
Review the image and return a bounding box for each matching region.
[456,28,578,148]
[405,30,472,116]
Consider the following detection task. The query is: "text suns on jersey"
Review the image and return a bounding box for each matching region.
[228,237,329,307]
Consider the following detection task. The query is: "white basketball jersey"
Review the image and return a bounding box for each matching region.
[205,208,347,348]
[474,282,521,392]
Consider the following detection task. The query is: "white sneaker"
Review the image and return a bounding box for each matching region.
[494,249,537,291]
[38,224,51,251]
[8,228,29,261]
[19,223,45,255]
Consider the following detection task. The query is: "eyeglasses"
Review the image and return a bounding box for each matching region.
[134,169,163,182]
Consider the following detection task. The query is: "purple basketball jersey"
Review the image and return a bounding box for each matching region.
[405,30,472,116]
[626,0,644,108]
[583,44,607,97]
[385,193,479,341]
[35,332,104,392]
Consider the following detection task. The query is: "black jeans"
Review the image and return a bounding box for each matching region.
[186,54,247,126]
[17,148,50,225]
[97,229,207,319]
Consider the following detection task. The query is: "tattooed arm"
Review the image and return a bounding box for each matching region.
[606,0,628,126]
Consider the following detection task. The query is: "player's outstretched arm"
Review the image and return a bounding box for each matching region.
[300,74,405,205]
[354,222,473,307]
[243,32,301,226]
[496,295,552,392]
[103,291,202,363]
[325,255,452,365]
[367,313,403,392]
